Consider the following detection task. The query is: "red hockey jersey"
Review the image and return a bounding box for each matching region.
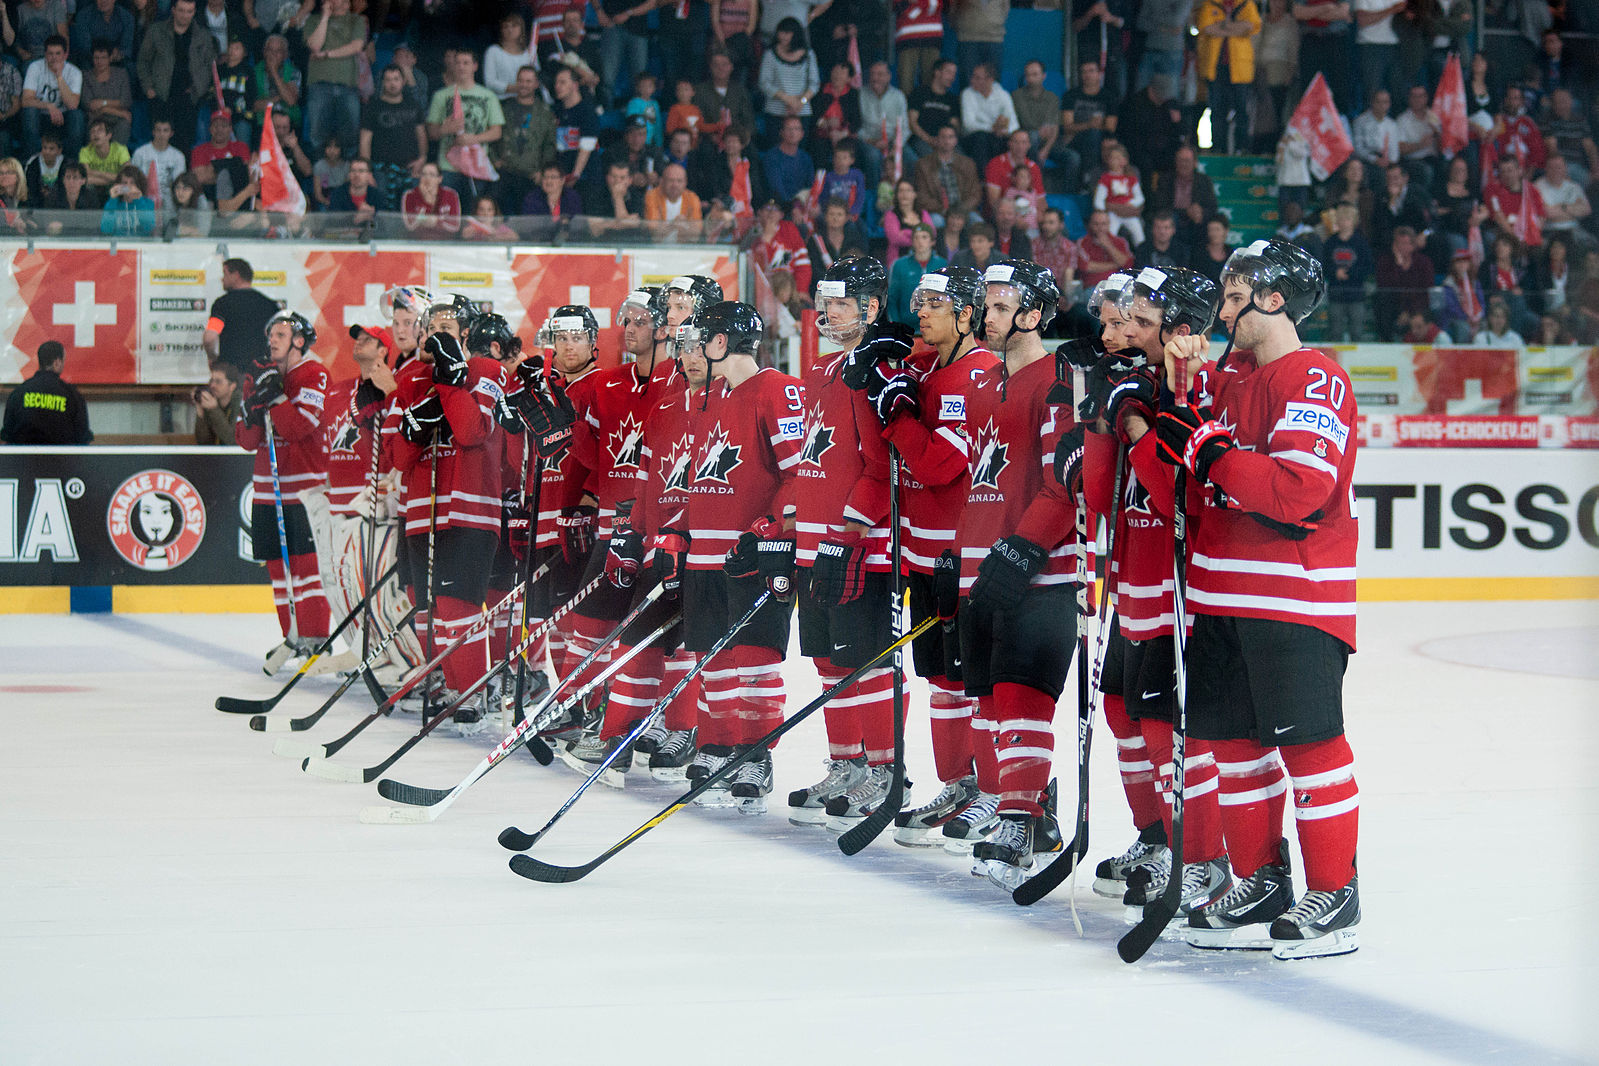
[957,355,1082,592]
[684,368,806,571]
[570,358,678,536]
[1085,427,1177,639]
[322,376,389,517]
[896,0,943,43]
[237,356,329,506]
[1185,347,1359,649]
[885,344,1001,574]
[526,366,600,549]
[794,352,892,570]
[633,369,698,541]
[385,357,510,538]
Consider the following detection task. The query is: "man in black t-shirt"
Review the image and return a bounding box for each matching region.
[204,258,280,372]
[550,66,600,189]
[360,65,427,200]
[1058,58,1119,193]
[906,58,960,171]
[1,342,92,444]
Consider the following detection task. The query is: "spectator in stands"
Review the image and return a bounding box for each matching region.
[1275,197,1323,257]
[1190,212,1236,285]
[204,257,277,370]
[523,161,581,217]
[1433,153,1485,258]
[209,36,256,145]
[1397,306,1443,344]
[1529,233,1572,313]
[0,156,29,234]
[81,43,133,148]
[958,63,1016,172]
[809,195,867,276]
[39,159,98,231]
[271,105,315,195]
[403,160,462,239]
[645,160,704,235]
[692,127,765,221]
[1,341,91,445]
[1473,295,1524,347]
[458,194,516,241]
[24,130,63,202]
[711,1,759,85]
[1394,84,1440,188]
[100,163,154,234]
[1534,309,1573,346]
[361,65,427,204]
[992,195,1031,259]
[659,127,695,176]
[1374,224,1434,339]
[1293,0,1354,116]
[1007,164,1043,237]
[79,117,128,191]
[936,210,966,262]
[817,141,867,220]
[1371,162,1432,251]
[137,0,217,155]
[1094,141,1144,245]
[759,18,820,126]
[1136,208,1190,267]
[168,172,213,237]
[883,177,933,266]
[601,117,653,194]
[597,0,649,105]
[547,65,598,189]
[1148,144,1218,247]
[1483,155,1545,249]
[906,58,961,175]
[1353,0,1402,102]
[190,108,249,204]
[71,0,136,67]
[1077,207,1133,286]
[749,196,812,292]
[427,49,504,201]
[913,122,981,227]
[1057,58,1118,194]
[761,114,813,205]
[1322,202,1374,341]
[1353,88,1400,173]
[984,129,1041,214]
[954,0,1008,85]
[1327,156,1374,235]
[952,219,997,272]
[542,10,604,99]
[22,35,84,158]
[887,222,943,324]
[585,158,647,237]
[808,61,861,165]
[484,12,535,99]
[1537,155,1593,252]
[1195,0,1261,157]
[1072,0,1132,99]
[252,35,303,142]
[1253,0,1298,152]
[311,139,347,208]
[1542,88,1597,188]
[15,0,68,68]
[668,78,706,152]
[192,363,241,445]
[1032,205,1080,300]
[659,0,712,99]
[627,73,665,149]
[1485,84,1544,174]
[858,60,906,191]
[1117,74,1184,187]
[1135,0,1195,89]
[326,156,384,224]
[1481,231,1537,334]
[694,50,757,149]
[892,0,942,91]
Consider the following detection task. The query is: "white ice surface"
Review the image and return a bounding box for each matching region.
[2,601,1597,1066]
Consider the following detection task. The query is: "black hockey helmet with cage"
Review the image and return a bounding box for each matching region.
[984,259,1060,331]
[620,286,666,329]
[1221,238,1326,323]
[425,293,479,333]
[548,304,600,344]
[663,274,726,317]
[911,265,987,338]
[815,255,888,342]
[692,301,764,360]
[265,308,316,348]
[466,312,518,358]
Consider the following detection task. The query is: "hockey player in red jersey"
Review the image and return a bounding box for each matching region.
[1073,267,1236,919]
[237,309,333,671]
[781,256,903,831]
[845,266,1002,847]
[679,302,805,813]
[1154,239,1362,959]
[384,295,512,734]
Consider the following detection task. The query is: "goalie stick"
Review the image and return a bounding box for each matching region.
[507,614,940,885]
[359,610,679,823]
[301,576,658,784]
[215,559,402,715]
[496,590,772,850]
[248,604,419,732]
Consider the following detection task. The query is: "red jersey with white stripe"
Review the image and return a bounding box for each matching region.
[794,352,892,570]
[956,355,1082,592]
[884,344,1001,573]
[322,376,388,517]
[570,358,677,536]
[633,369,698,540]
[1084,426,1177,639]
[896,0,944,43]
[684,367,805,571]
[237,356,330,506]
[1185,347,1359,649]
[385,357,510,537]
[529,366,600,549]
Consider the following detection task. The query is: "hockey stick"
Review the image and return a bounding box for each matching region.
[359,611,679,823]
[837,447,905,855]
[265,424,301,648]
[509,448,545,728]
[249,605,419,732]
[497,590,772,850]
[216,558,402,715]
[422,443,440,733]
[272,568,561,760]
[507,614,940,884]
[301,574,648,783]
[1119,363,1191,964]
[358,411,391,708]
[1014,445,1126,906]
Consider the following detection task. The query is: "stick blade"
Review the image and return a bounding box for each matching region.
[375,777,452,808]
[1011,836,1086,906]
[497,825,539,852]
[358,804,438,824]
[524,736,554,766]
[508,853,594,884]
[216,696,270,714]
[301,757,364,782]
[1117,900,1179,963]
[836,786,900,856]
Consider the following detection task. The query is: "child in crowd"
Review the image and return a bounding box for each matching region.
[666,78,704,150]
[625,72,663,150]
[1094,142,1145,245]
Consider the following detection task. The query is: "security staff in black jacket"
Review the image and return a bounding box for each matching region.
[1,341,93,444]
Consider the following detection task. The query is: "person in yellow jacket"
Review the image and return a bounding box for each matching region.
[1195,0,1261,155]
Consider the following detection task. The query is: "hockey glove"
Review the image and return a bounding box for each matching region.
[810,529,869,606]
[492,389,525,434]
[863,363,920,425]
[932,548,961,620]
[753,518,797,599]
[1044,338,1099,407]
[557,504,597,566]
[248,365,285,409]
[514,353,546,387]
[399,393,449,444]
[1104,368,1160,442]
[968,535,1046,612]
[606,522,645,589]
[1052,425,1086,496]
[427,331,470,387]
[651,528,690,596]
[517,378,577,459]
[842,320,916,390]
[1154,407,1234,483]
[501,488,531,561]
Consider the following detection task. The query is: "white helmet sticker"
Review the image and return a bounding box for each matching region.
[917,273,950,293]
[1136,267,1169,290]
[1246,239,1271,255]
[668,275,695,291]
[984,264,1015,283]
[815,280,847,298]
[551,316,586,333]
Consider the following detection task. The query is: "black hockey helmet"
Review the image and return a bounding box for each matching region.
[663,274,725,318]
[1126,266,1218,337]
[425,293,479,333]
[265,308,316,348]
[1220,238,1326,323]
[548,304,600,345]
[466,311,518,359]
[910,265,986,338]
[620,286,666,330]
[692,301,764,361]
[815,255,888,342]
[984,259,1061,332]
[1087,271,1137,321]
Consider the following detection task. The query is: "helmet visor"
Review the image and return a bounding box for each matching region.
[815,282,868,344]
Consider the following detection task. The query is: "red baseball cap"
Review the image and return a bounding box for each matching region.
[350,323,396,353]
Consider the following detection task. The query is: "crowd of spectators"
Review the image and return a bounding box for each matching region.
[0,0,1590,342]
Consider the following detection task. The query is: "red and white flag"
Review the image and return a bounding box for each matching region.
[807,168,826,215]
[1434,52,1469,157]
[146,159,162,211]
[257,103,306,215]
[1515,181,1544,247]
[730,157,752,224]
[1287,73,1352,181]
[846,32,863,89]
[892,117,906,184]
[445,88,500,181]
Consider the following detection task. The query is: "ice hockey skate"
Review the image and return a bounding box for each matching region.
[1186,842,1297,951]
[1093,825,1170,898]
[787,756,867,827]
[647,728,697,781]
[973,782,1062,889]
[1124,857,1234,923]
[1269,874,1360,960]
[729,746,773,815]
[559,732,632,788]
[689,744,737,808]
[940,790,1000,854]
[893,776,980,847]
[823,763,903,833]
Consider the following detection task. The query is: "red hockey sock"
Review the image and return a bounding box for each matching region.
[1281,736,1359,891]
[928,676,975,783]
[971,697,1001,794]
[486,587,513,661]
[850,667,896,766]
[1106,694,1165,833]
[1212,738,1290,878]
[699,650,741,747]
[662,650,700,731]
[602,643,662,739]
[734,645,785,749]
[1168,734,1224,864]
[565,614,615,689]
[992,681,1057,818]
[288,551,330,639]
[433,594,489,696]
[815,662,864,761]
